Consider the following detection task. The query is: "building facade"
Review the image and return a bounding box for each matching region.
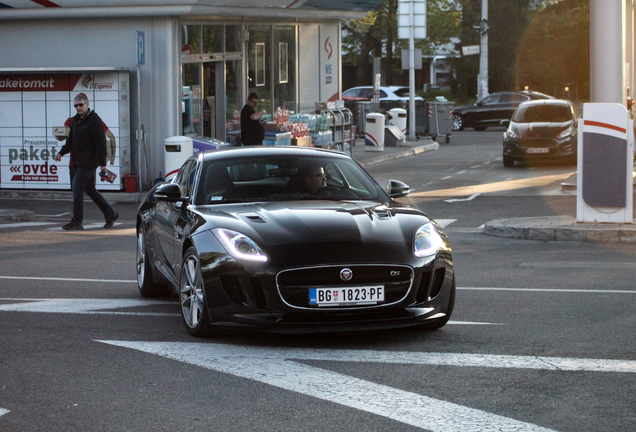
[0,0,379,190]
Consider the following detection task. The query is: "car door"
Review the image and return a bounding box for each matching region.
[472,93,501,126]
[172,158,201,275]
[153,159,197,284]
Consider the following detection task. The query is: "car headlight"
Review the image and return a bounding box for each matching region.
[213,228,268,262]
[413,223,445,258]
[556,125,575,139]
[504,129,518,139]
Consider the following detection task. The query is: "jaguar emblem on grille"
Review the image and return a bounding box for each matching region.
[340,268,353,281]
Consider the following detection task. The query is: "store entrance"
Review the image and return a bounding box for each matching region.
[202,61,225,141]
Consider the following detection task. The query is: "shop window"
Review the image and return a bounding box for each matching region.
[226,25,242,53]
[203,25,223,54]
[181,25,200,55]
[182,63,201,136]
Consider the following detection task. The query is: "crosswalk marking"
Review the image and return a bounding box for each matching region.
[98,341,636,432]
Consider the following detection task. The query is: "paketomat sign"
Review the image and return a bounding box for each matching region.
[0,71,130,191]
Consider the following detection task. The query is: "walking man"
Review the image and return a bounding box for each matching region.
[55,93,119,230]
[240,92,266,146]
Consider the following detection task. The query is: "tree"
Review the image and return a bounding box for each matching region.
[515,0,589,100]
[342,0,460,87]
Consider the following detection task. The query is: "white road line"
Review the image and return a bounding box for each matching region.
[444,193,480,203]
[456,170,467,175]
[520,262,636,269]
[98,341,636,432]
[441,175,453,180]
[459,287,636,294]
[0,222,57,229]
[0,298,173,314]
[0,276,136,283]
[0,298,493,323]
[36,212,71,217]
[470,165,481,169]
[433,219,457,228]
[0,408,9,418]
[46,222,122,231]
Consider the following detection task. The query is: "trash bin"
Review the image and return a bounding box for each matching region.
[427,101,454,143]
[164,136,193,182]
[388,108,407,134]
[123,173,138,193]
[365,113,385,152]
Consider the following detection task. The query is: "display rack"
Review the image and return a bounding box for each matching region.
[317,107,354,156]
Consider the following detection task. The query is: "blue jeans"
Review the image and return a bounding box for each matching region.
[71,167,114,223]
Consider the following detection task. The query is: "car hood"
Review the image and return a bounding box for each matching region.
[511,121,573,138]
[193,200,431,247]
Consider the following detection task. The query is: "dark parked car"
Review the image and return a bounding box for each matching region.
[452,91,553,131]
[136,146,455,336]
[502,99,577,167]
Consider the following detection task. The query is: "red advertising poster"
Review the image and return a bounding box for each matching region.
[0,72,130,190]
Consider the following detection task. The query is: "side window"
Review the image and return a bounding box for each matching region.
[343,89,358,97]
[501,94,528,103]
[175,160,197,199]
[481,94,500,105]
[359,88,373,98]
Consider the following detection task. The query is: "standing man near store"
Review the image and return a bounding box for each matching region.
[240,92,266,146]
[55,93,119,230]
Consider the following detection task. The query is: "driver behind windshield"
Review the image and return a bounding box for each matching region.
[285,161,327,194]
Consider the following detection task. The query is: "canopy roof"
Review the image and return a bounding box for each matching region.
[0,0,382,20]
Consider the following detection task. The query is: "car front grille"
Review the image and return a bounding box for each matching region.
[277,264,413,309]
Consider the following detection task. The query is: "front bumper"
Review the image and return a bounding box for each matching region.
[503,136,576,161]
[200,254,454,334]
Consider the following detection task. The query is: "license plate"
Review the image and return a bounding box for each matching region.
[309,286,384,307]
[526,148,549,154]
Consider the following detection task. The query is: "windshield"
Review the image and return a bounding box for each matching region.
[195,154,388,205]
[512,104,572,123]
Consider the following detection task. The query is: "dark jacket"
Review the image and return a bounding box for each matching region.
[59,109,107,169]
[240,104,264,145]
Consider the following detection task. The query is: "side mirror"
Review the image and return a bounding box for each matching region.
[154,183,187,203]
[388,179,410,198]
[500,119,510,127]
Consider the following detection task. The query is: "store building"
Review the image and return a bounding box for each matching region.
[0,0,380,191]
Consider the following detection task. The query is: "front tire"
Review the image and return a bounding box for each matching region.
[137,227,171,297]
[180,247,214,337]
[503,154,515,168]
[451,114,464,131]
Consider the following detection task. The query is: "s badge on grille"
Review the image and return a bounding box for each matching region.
[340,268,353,281]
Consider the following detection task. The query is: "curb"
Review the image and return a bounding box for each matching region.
[483,216,636,243]
[356,142,439,168]
[0,209,37,221]
[0,189,146,204]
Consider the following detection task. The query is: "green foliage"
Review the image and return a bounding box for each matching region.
[515,0,589,100]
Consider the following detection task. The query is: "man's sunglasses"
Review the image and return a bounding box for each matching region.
[74,103,85,108]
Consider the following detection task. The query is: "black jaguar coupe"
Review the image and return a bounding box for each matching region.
[136,146,455,336]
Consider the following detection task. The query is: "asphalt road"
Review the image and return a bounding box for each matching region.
[1,130,635,432]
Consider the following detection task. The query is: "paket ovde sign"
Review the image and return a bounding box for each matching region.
[0,72,130,190]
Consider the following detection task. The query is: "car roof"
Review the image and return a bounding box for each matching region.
[517,98,571,108]
[199,145,353,163]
